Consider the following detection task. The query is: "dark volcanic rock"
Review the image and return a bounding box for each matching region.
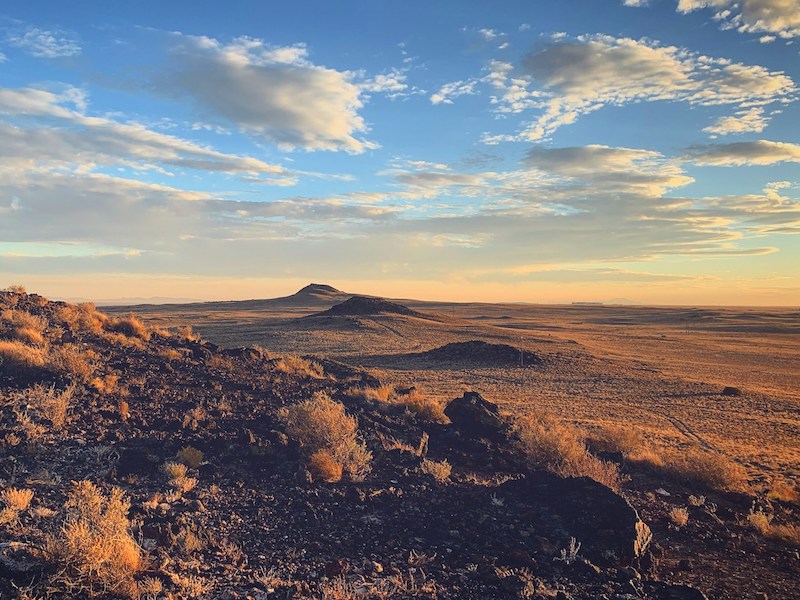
[721,386,743,396]
[444,391,505,440]
[501,473,652,567]
[644,581,710,599]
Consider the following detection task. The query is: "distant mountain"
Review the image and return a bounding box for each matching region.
[606,298,639,305]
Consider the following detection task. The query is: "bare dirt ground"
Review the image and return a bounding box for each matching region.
[110,292,800,486]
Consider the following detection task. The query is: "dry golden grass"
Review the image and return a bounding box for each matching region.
[91,373,123,395]
[163,461,188,480]
[308,449,344,483]
[2,487,34,511]
[177,446,204,469]
[176,324,201,341]
[512,411,624,492]
[54,302,109,334]
[420,458,452,483]
[160,347,185,361]
[662,448,750,493]
[767,481,800,503]
[49,344,96,382]
[107,313,151,340]
[1,309,48,345]
[45,481,142,598]
[669,506,689,527]
[275,354,325,379]
[0,339,47,372]
[26,383,75,429]
[283,392,372,481]
[102,331,146,349]
[206,355,235,370]
[590,424,644,456]
[4,284,26,293]
[352,385,449,424]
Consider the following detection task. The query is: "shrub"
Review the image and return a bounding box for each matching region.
[420,458,452,483]
[176,325,200,342]
[669,506,689,527]
[45,481,142,598]
[4,284,26,293]
[283,392,372,481]
[589,424,644,456]
[1,309,47,344]
[275,355,325,379]
[2,487,34,512]
[0,339,47,373]
[54,302,108,334]
[767,481,799,503]
[352,385,449,424]
[512,411,623,492]
[27,383,74,429]
[663,448,750,493]
[308,450,343,483]
[177,446,204,469]
[49,344,96,382]
[107,314,150,340]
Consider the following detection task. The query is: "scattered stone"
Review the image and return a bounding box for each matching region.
[444,391,505,440]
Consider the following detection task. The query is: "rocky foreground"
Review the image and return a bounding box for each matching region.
[0,290,797,599]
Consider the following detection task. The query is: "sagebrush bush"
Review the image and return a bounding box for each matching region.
[308,450,344,483]
[589,424,644,456]
[662,448,750,493]
[1,309,47,345]
[177,446,204,469]
[49,344,96,382]
[107,314,151,340]
[420,458,452,483]
[26,383,74,429]
[54,302,108,334]
[2,487,34,511]
[669,506,689,527]
[283,392,372,481]
[45,481,142,598]
[512,411,624,492]
[351,385,449,424]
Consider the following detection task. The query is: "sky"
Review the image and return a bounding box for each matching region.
[0,0,799,305]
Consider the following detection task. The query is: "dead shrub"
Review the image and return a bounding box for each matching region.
[1,309,47,344]
[160,348,185,361]
[275,354,325,379]
[54,303,108,334]
[352,385,449,424]
[590,424,644,456]
[663,448,750,493]
[177,446,204,469]
[420,458,452,483]
[45,481,142,598]
[176,325,200,342]
[512,411,624,492]
[49,344,96,382]
[107,314,150,341]
[283,392,372,481]
[2,487,34,511]
[308,450,344,483]
[0,340,47,373]
[669,506,689,527]
[102,331,145,350]
[4,284,26,294]
[27,383,75,429]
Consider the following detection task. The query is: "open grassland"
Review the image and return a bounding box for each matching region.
[109,298,800,486]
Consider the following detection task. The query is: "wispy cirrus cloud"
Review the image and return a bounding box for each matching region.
[484,34,795,142]
[7,27,81,58]
[156,34,375,153]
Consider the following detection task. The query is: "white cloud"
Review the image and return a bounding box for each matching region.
[159,34,374,153]
[702,107,769,135]
[7,27,81,58]
[0,52,6,62]
[684,140,800,165]
[0,86,286,176]
[488,34,795,141]
[430,80,478,104]
[676,0,800,39]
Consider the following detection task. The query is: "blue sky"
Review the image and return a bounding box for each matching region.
[0,0,798,304]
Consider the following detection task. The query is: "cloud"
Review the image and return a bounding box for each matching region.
[7,27,81,58]
[0,86,287,176]
[360,69,410,99]
[702,107,769,135]
[158,34,374,153]
[684,140,800,165]
[488,34,795,141]
[676,0,800,39]
[524,145,694,196]
[430,80,478,104]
